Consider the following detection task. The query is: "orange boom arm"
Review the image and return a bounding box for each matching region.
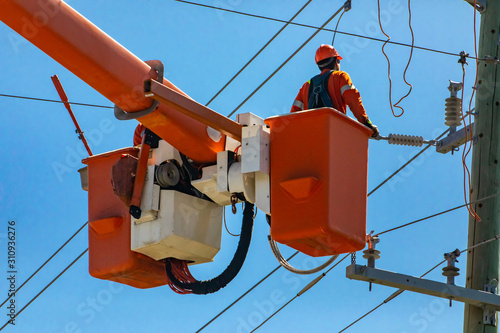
[0,0,225,163]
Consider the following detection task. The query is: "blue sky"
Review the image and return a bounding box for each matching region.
[0,1,483,332]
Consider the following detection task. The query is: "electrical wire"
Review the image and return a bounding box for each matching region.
[374,192,500,237]
[0,249,88,331]
[339,233,500,332]
[0,221,88,309]
[227,3,346,117]
[205,0,312,107]
[173,0,472,60]
[195,251,299,332]
[0,93,113,109]
[250,254,350,332]
[331,8,346,46]
[377,0,399,117]
[392,0,415,114]
[223,206,240,237]
[460,0,481,221]
[460,64,481,221]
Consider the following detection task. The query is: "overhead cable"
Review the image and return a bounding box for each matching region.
[205,0,312,106]
[331,4,348,46]
[195,251,299,332]
[391,0,415,116]
[375,192,500,236]
[338,234,500,332]
[0,93,113,109]
[174,0,468,60]
[227,2,347,117]
[0,221,88,309]
[377,0,398,117]
[0,249,88,331]
[459,3,481,221]
[250,254,350,332]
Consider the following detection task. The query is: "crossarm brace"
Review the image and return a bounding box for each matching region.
[346,264,500,310]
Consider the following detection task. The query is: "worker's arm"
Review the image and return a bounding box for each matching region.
[339,73,379,137]
[338,72,368,123]
[290,82,309,113]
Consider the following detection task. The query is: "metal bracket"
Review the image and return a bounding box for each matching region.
[436,123,475,154]
[484,306,497,326]
[485,280,499,294]
[463,0,486,13]
[483,55,500,65]
[114,60,164,121]
[346,264,500,310]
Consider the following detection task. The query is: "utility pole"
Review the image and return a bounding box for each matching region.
[464,0,500,331]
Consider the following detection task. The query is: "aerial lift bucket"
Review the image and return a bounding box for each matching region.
[83,148,168,288]
[265,108,371,257]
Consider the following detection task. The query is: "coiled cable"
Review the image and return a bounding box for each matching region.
[268,235,338,275]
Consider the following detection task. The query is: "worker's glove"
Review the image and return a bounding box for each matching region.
[364,119,379,138]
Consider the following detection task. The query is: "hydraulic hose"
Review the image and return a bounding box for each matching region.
[268,235,338,275]
[165,202,255,294]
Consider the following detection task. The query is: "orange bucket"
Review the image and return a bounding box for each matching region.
[83,148,168,288]
[265,108,371,256]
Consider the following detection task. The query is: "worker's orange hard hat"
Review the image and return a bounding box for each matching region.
[315,44,342,64]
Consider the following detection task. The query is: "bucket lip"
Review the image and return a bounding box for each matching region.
[264,107,372,136]
[82,146,140,165]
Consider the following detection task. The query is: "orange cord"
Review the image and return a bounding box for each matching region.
[460,0,481,221]
[377,0,415,118]
[393,0,414,113]
[377,0,398,117]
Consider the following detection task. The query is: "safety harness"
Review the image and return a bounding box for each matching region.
[307,70,334,109]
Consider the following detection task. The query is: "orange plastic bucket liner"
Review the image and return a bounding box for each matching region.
[265,108,371,257]
[83,148,168,288]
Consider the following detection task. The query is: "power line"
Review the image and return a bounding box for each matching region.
[0,221,88,309]
[250,254,350,332]
[227,2,347,117]
[254,194,498,332]
[196,251,299,332]
[0,249,88,331]
[338,234,500,332]
[205,0,312,107]
[375,192,500,236]
[174,0,467,60]
[0,93,113,109]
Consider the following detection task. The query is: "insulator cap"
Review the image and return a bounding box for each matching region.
[388,134,424,147]
[442,266,460,277]
[444,96,462,127]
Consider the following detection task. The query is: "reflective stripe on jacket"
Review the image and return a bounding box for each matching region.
[290,69,368,124]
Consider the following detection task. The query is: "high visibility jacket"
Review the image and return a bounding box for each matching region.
[291,69,368,124]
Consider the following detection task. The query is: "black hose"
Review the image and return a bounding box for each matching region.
[165,202,255,294]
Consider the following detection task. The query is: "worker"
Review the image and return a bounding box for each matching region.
[291,44,379,137]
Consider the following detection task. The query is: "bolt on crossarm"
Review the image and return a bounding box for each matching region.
[464,1,500,331]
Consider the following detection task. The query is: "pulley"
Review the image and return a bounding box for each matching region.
[155,160,181,188]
